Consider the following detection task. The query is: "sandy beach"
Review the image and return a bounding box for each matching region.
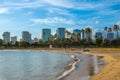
[64,48,120,80]
[1,48,120,80]
[86,48,120,80]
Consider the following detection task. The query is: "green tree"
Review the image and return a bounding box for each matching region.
[85,27,92,45]
[38,39,43,47]
[108,28,112,32]
[0,39,3,47]
[15,41,19,47]
[95,37,103,47]
[85,27,92,39]
[76,32,81,40]
[65,30,71,38]
[19,41,30,48]
[102,39,110,47]
[5,42,12,48]
[51,33,57,41]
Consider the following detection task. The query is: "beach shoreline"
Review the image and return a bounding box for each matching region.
[56,55,80,80]
[0,48,120,80]
[85,48,120,80]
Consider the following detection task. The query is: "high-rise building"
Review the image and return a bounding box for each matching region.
[11,36,17,44]
[73,29,81,35]
[22,31,31,43]
[95,32,102,38]
[42,29,51,42]
[72,29,81,41]
[3,32,10,44]
[107,32,114,41]
[81,29,85,39]
[57,28,65,39]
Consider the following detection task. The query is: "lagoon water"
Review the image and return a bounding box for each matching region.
[0,50,71,80]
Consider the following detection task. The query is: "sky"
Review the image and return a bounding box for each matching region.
[0,0,120,40]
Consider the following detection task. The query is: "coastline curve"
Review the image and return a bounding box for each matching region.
[57,55,80,80]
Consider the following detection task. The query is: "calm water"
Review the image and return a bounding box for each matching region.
[0,50,71,80]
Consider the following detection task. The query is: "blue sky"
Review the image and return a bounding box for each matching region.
[0,0,120,40]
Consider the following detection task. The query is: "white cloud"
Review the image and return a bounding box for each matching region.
[92,16,100,19]
[0,8,9,14]
[44,0,73,8]
[95,21,99,24]
[67,28,73,33]
[0,0,119,16]
[30,17,75,25]
[2,0,44,9]
[0,0,109,10]
[97,9,120,15]
[44,0,104,10]
[27,11,33,15]
[47,7,74,16]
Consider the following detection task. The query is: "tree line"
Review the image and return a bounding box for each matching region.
[0,24,120,48]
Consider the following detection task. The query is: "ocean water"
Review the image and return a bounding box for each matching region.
[0,50,71,80]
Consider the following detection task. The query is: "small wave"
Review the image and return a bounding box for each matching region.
[57,55,80,80]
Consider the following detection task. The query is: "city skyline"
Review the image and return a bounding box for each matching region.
[1,27,119,42]
[0,0,120,39]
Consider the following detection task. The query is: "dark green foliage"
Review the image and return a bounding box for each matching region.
[94,37,103,47]
[0,37,120,48]
[0,39,3,47]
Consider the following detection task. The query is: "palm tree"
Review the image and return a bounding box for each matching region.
[104,27,108,31]
[50,33,57,41]
[85,27,92,46]
[65,30,71,38]
[107,28,112,40]
[113,24,119,38]
[85,27,92,40]
[108,28,112,32]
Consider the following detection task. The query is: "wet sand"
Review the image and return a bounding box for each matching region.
[63,52,106,80]
[64,48,120,80]
[57,55,80,80]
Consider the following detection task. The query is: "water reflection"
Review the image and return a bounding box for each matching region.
[0,50,71,80]
[88,55,105,76]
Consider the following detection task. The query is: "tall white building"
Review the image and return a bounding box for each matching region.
[11,36,17,44]
[81,29,85,39]
[3,32,10,44]
[22,31,31,43]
